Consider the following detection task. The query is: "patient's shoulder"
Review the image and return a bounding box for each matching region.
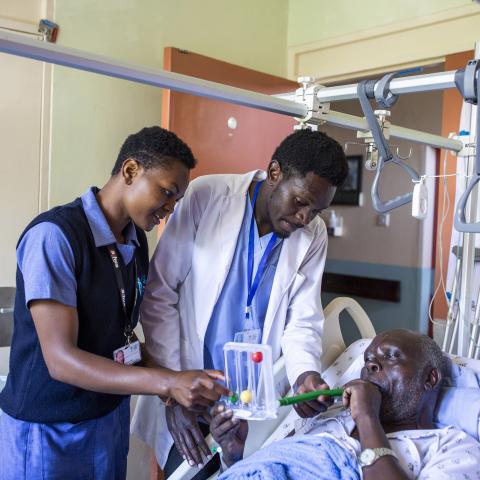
[387,426,480,478]
[391,425,476,440]
[436,425,480,446]
[390,425,480,455]
[424,426,480,472]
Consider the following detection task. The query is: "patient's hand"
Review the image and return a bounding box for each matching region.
[342,379,382,423]
[293,371,333,418]
[210,403,248,468]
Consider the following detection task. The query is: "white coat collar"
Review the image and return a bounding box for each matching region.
[222,169,266,197]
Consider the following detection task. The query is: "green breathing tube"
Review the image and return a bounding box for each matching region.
[278,388,344,407]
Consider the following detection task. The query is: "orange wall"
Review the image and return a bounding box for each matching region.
[432,50,474,320]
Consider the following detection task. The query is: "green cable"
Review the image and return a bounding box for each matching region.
[278,388,344,406]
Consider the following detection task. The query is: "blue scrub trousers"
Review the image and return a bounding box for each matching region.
[0,397,130,480]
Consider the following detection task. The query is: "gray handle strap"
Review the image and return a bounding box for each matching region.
[357,78,420,213]
[454,59,480,233]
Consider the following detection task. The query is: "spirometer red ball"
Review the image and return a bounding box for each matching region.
[251,351,263,363]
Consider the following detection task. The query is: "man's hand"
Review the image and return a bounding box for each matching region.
[293,371,332,418]
[167,369,230,411]
[165,403,212,467]
[210,403,248,468]
[343,380,410,480]
[342,379,382,423]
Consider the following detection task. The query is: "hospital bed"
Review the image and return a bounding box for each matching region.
[167,296,480,480]
[167,296,376,480]
[1,297,479,480]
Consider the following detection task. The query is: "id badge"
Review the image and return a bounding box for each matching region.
[234,329,261,344]
[113,340,142,365]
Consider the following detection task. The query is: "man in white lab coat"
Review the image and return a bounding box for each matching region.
[132,129,348,477]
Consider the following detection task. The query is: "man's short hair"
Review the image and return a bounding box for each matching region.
[272,129,348,187]
[416,333,445,378]
[111,126,197,176]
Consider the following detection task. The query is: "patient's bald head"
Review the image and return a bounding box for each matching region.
[361,329,444,424]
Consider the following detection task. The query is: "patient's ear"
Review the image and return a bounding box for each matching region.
[425,367,441,391]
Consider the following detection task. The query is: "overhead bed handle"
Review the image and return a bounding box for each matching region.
[357,73,420,213]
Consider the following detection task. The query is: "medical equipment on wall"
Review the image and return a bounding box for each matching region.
[0,30,478,356]
[412,177,429,220]
[223,342,344,421]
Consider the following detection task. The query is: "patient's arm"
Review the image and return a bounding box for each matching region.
[343,380,409,480]
[210,403,249,468]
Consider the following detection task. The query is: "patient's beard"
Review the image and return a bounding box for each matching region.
[379,377,423,424]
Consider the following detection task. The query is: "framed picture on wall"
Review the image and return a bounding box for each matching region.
[331,154,363,206]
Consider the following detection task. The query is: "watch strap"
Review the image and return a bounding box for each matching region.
[359,447,398,467]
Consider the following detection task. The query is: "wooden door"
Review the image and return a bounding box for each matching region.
[162,47,298,179]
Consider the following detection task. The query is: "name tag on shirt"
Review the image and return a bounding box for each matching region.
[113,341,141,365]
[234,329,261,344]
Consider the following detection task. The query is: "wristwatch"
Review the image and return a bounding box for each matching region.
[358,447,398,467]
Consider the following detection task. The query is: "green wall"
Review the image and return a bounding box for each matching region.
[287,0,470,47]
[50,0,289,250]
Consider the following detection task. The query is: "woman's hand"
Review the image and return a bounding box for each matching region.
[167,369,229,410]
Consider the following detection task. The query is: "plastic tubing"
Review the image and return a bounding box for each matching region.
[278,388,344,406]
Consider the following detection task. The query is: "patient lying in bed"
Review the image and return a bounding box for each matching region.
[211,329,480,479]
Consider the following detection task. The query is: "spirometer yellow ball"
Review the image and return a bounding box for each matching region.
[240,389,253,404]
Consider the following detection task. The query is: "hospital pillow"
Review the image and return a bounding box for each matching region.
[436,355,480,440]
[321,339,480,441]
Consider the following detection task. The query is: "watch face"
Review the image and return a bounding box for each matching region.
[360,448,376,465]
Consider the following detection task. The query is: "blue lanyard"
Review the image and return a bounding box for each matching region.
[246,181,278,321]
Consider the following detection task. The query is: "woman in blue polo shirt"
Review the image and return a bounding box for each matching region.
[0,127,228,479]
